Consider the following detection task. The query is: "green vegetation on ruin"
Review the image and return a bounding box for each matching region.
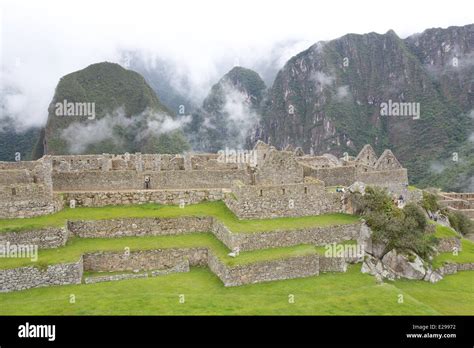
[41,62,190,156]
[433,224,459,238]
[0,233,331,270]
[432,239,474,269]
[0,201,360,234]
[0,264,472,315]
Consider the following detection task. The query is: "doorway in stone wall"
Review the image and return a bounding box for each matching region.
[144,175,151,190]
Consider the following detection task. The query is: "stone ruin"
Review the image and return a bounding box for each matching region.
[2,144,471,292]
[0,143,410,219]
[437,192,474,220]
[0,156,63,218]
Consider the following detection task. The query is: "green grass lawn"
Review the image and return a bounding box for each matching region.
[0,265,472,315]
[433,239,474,268]
[430,223,474,268]
[0,233,327,270]
[0,202,472,315]
[433,224,459,238]
[0,201,359,234]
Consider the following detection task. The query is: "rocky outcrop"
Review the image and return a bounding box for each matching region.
[255,24,474,190]
[381,250,426,280]
[361,249,443,283]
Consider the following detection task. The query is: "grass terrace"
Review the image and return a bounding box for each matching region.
[0,201,360,233]
[433,239,474,268]
[0,202,473,315]
[0,233,331,270]
[430,224,474,268]
[0,265,472,315]
[433,224,459,238]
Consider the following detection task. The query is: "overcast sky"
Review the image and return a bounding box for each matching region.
[1,0,473,129]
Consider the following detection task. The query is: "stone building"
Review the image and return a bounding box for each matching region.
[0,156,63,218]
[0,143,409,219]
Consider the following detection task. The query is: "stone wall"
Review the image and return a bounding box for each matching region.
[255,149,304,185]
[0,246,354,291]
[84,271,148,284]
[440,204,474,219]
[456,263,474,271]
[3,215,363,256]
[0,227,68,249]
[82,248,208,272]
[300,164,408,197]
[0,257,83,293]
[0,169,34,185]
[229,223,364,251]
[63,188,225,207]
[84,260,190,284]
[302,165,356,186]
[438,190,474,219]
[406,188,423,203]
[53,169,250,191]
[207,252,320,287]
[439,199,471,210]
[68,217,213,238]
[0,189,63,219]
[210,220,238,250]
[0,157,60,219]
[66,216,364,252]
[224,180,343,219]
[319,256,348,272]
[191,154,238,170]
[355,168,409,197]
[52,153,239,173]
[441,193,474,200]
[437,262,474,275]
[437,237,462,253]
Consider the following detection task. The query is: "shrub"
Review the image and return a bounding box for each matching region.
[351,186,436,261]
[446,210,474,236]
[421,191,439,213]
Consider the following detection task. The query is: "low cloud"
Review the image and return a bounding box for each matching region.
[221,83,260,147]
[335,85,351,101]
[311,71,335,90]
[61,107,190,154]
[430,161,446,174]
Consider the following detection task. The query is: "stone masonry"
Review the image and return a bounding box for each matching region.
[0,142,410,219]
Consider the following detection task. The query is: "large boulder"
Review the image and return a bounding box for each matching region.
[423,269,443,283]
[381,250,426,280]
[361,254,396,281]
[361,249,443,282]
[363,238,387,259]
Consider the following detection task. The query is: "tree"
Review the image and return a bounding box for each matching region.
[351,186,437,261]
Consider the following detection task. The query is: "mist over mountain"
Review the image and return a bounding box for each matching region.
[39,62,190,155]
[1,21,473,191]
[117,51,198,117]
[0,116,41,161]
[254,24,474,191]
[115,40,307,115]
[185,66,266,152]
